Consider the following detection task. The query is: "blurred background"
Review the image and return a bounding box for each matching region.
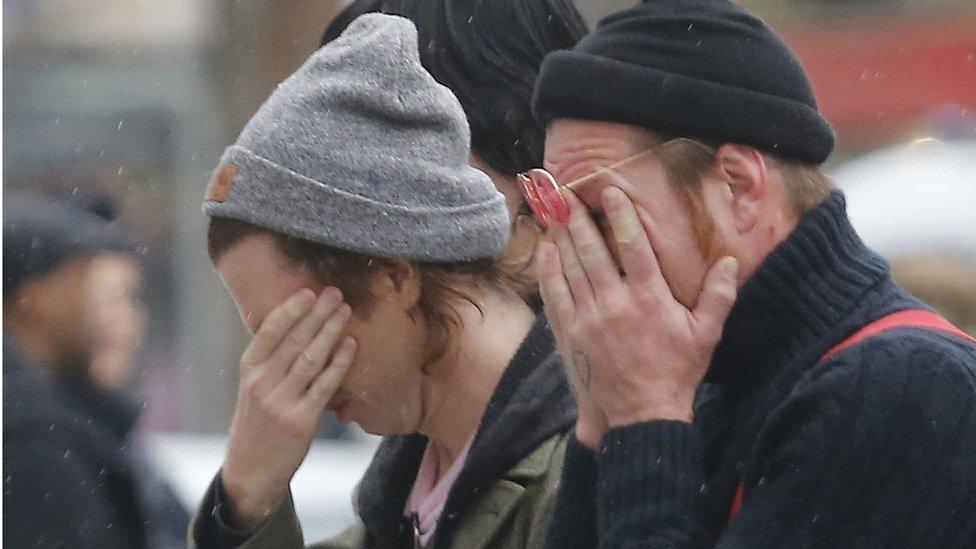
[4,0,975,540]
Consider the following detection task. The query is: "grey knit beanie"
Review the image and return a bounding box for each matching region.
[203,13,509,262]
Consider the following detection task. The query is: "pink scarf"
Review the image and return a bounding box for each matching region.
[403,436,475,546]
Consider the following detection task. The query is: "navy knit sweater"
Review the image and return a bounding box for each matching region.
[544,192,976,548]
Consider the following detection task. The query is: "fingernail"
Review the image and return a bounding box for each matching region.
[538,182,570,224]
[321,287,341,304]
[295,290,315,308]
[601,186,624,210]
[722,256,739,279]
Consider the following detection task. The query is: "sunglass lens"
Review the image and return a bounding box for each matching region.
[517,173,550,228]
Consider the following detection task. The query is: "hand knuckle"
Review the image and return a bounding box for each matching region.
[286,330,307,348]
[242,377,266,399]
[566,323,587,343]
[716,288,737,307]
[281,411,309,437]
[603,295,630,318]
[311,383,331,401]
[255,324,276,342]
[580,314,603,335]
[634,289,661,309]
[702,326,724,347]
[259,395,279,412]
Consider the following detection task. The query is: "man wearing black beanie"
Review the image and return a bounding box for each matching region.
[525,1,976,547]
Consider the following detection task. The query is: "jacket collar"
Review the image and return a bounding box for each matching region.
[705,190,891,393]
[353,314,575,546]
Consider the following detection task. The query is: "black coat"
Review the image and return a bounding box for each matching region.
[64,375,191,549]
[3,338,147,548]
[545,192,976,548]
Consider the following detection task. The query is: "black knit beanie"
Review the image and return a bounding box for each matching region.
[322,0,587,176]
[533,0,835,164]
[3,193,136,295]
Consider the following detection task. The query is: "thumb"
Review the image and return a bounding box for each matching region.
[692,256,739,342]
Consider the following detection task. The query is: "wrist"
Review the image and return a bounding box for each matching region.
[219,468,286,531]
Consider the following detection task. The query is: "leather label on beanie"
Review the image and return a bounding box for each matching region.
[205,164,237,203]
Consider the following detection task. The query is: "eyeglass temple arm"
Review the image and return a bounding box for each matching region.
[561,138,713,191]
[561,148,661,191]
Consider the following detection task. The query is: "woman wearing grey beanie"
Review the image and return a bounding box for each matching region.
[189,13,578,549]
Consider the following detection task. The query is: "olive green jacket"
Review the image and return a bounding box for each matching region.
[189,315,576,549]
[191,433,567,549]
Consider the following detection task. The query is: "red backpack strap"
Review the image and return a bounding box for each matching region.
[727,310,975,525]
[821,310,976,363]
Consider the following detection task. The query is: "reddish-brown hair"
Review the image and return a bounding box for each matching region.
[648,134,834,260]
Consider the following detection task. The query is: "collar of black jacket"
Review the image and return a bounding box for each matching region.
[351,313,575,547]
[705,190,891,391]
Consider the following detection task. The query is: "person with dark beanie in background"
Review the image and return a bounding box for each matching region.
[516,1,976,547]
[54,188,193,549]
[3,193,148,548]
[322,0,587,271]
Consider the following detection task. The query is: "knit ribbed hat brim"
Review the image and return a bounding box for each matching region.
[210,146,510,262]
[532,0,835,164]
[534,50,835,163]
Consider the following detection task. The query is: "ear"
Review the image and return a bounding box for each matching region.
[374,260,423,313]
[714,144,769,233]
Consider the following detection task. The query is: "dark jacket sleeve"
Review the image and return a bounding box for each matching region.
[188,472,304,549]
[2,428,144,549]
[543,437,600,549]
[593,332,976,548]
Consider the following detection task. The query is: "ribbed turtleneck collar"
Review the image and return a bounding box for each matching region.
[706,191,890,389]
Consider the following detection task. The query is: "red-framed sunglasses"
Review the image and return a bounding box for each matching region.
[516,138,714,228]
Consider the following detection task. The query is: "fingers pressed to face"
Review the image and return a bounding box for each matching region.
[276,302,352,398]
[266,288,344,382]
[240,289,315,371]
[301,336,357,412]
[691,256,739,341]
[535,240,575,336]
[601,185,667,291]
[550,219,597,312]
[561,189,626,302]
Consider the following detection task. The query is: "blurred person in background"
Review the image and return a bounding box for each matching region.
[3,190,190,548]
[55,188,149,391]
[3,193,149,548]
[55,188,192,549]
[189,14,580,548]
